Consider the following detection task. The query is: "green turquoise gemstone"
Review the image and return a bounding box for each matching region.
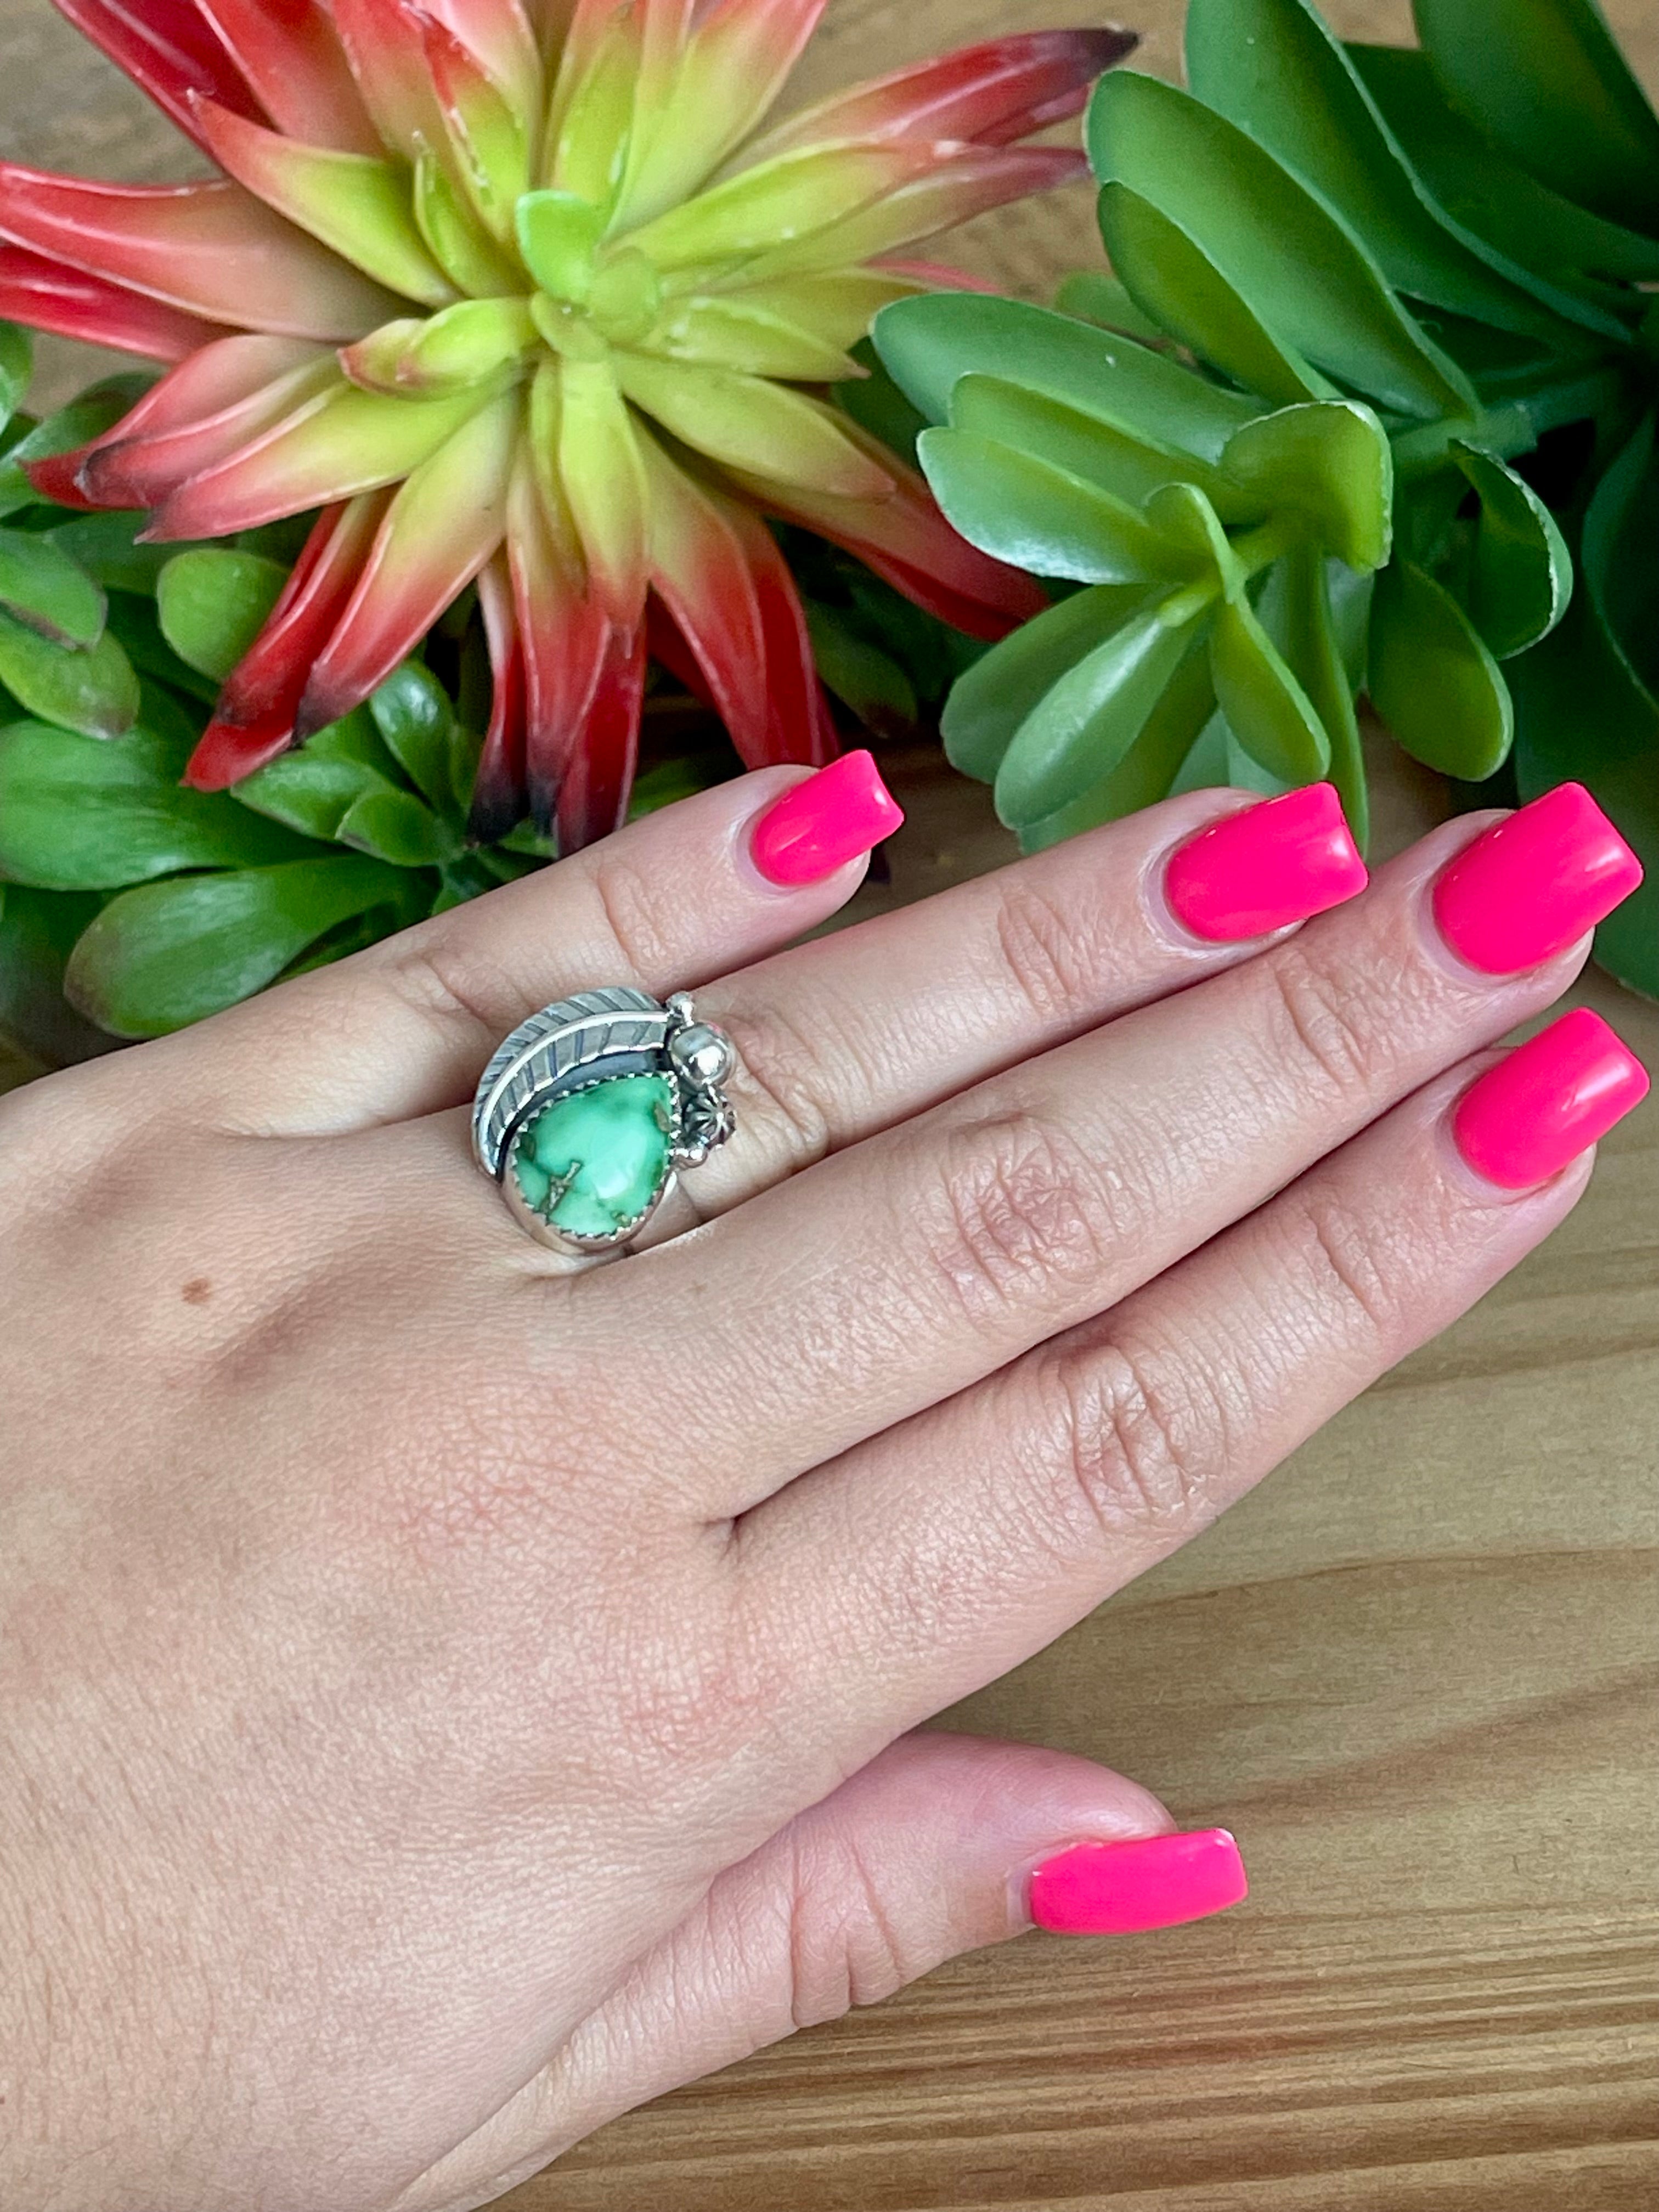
[509,1072,675,1240]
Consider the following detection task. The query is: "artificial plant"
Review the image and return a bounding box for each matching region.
[873,0,1659,995]
[0,0,1137,849]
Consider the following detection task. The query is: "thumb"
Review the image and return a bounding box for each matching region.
[392,1732,1246,2212]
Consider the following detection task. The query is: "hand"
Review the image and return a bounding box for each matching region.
[0,760,1642,2212]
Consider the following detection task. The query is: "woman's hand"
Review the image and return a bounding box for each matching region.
[0,760,1642,2212]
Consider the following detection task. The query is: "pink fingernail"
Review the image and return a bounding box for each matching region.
[1029,1828,1248,1936]
[1164,785,1368,942]
[748,750,904,887]
[1452,1008,1649,1189]
[1432,783,1643,975]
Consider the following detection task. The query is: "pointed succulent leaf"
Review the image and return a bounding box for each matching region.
[547,356,648,623]
[1208,594,1331,784]
[614,353,893,499]
[547,5,641,207]
[1097,183,1336,407]
[941,581,1149,780]
[190,102,459,309]
[1449,442,1573,659]
[650,296,859,381]
[993,586,1216,827]
[368,662,458,809]
[1220,402,1393,572]
[191,0,383,154]
[626,143,935,272]
[0,373,153,517]
[419,11,533,234]
[917,425,1186,586]
[1087,72,1476,421]
[342,298,538,392]
[1369,556,1514,779]
[1015,633,1216,853]
[1185,0,1627,346]
[411,150,523,296]
[0,242,236,365]
[0,718,320,889]
[0,616,139,738]
[0,528,105,646]
[65,855,413,1036]
[1351,44,1659,292]
[874,293,1260,461]
[947,375,1251,518]
[156,549,289,680]
[517,190,607,298]
[1414,0,1659,236]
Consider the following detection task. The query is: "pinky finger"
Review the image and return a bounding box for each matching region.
[384,1733,1243,2212]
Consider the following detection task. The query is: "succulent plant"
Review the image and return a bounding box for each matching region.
[0,0,1134,849]
[872,0,1659,995]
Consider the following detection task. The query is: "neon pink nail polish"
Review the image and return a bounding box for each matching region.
[749,750,904,887]
[1029,1829,1248,1936]
[1432,783,1643,974]
[1452,1008,1649,1189]
[1164,785,1368,942]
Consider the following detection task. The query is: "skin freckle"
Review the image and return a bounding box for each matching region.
[181,1278,213,1306]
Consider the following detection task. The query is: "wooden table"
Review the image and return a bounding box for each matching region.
[3,2,1656,2203]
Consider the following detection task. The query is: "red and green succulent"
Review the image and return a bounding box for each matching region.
[0,0,1131,846]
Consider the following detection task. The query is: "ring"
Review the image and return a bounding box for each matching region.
[471,987,738,1253]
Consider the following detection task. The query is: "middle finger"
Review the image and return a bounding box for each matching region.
[595,800,1622,1514]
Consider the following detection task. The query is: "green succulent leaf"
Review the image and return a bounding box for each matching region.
[0,718,320,889]
[1351,44,1659,295]
[64,855,416,1037]
[1369,556,1514,778]
[1096,183,1335,408]
[102,591,219,703]
[1017,634,1217,853]
[1508,569,1659,997]
[831,340,932,464]
[1449,442,1573,658]
[0,616,139,738]
[1087,70,1478,422]
[916,426,1183,585]
[947,374,1247,517]
[1208,594,1332,783]
[232,750,398,843]
[1219,402,1394,572]
[1053,270,1170,347]
[0,374,153,520]
[993,587,1215,827]
[1413,0,1659,236]
[1262,546,1370,849]
[941,582,1150,782]
[0,323,32,428]
[335,785,460,866]
[1579,411,1659,706]
[1186,0,1629,345]
[0,526,105,647]
[46,512,179,596]
[368,661,457,810]
[156,549,289,682]
[803,601,917,736]
[873,292,1259,461]
[0,880,113,1068]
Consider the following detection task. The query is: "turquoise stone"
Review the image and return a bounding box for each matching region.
[509,1073,675,1239]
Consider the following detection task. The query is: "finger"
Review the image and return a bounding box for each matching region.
[133,755,902,1137]
[738,1022,1637,1781]
[633,781,1369,1243]
[383,1733,1226,2212]
[603,809,1601,1509]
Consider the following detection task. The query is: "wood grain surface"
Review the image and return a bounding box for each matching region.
[2,3,1656,2205]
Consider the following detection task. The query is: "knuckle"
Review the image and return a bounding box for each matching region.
[1031,1338,1215,1551]
[720,1000,845,1173]
[1262,939,1389,1106]
[382,929,517,1056]
[583,847,677,981]
[921,1108,1127,1324]
[1288,1180,1400,1346]
[786,1825,913,2029]
[991,873,1111,1028]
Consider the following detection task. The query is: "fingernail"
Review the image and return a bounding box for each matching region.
[1029,1828,1248,1936]
[1432,783,1643,975]
[1164,785,1368,943]
[1452,1008,1649,1189]
[748,751,904,887]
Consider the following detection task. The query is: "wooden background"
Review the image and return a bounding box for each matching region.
[2,2,1656,2204]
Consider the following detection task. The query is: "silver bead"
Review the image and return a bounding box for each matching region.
[669,1022,735,1087]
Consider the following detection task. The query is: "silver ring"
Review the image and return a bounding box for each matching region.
[471,986,738,1253]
